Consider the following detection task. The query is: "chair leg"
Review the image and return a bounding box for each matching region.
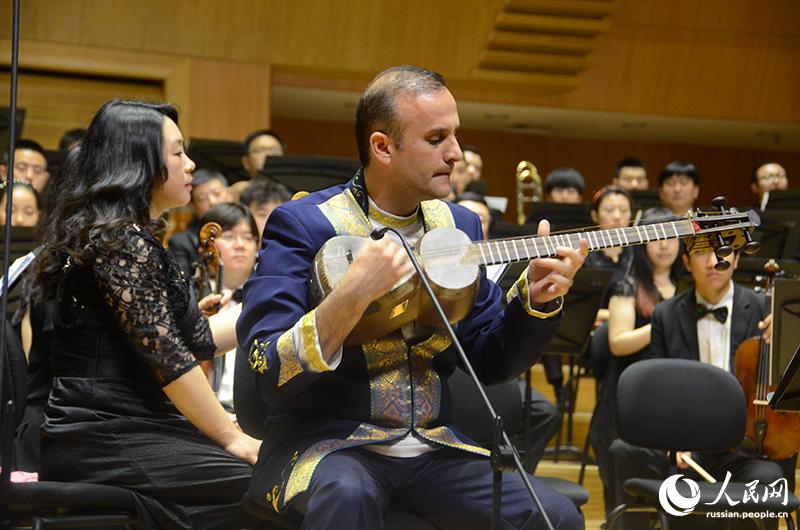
[605,503,627,530]
[785,512,795,530]
[656,510,669,530]
[578,431,591,486]
[607,504,659,530]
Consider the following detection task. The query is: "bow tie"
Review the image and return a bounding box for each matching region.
[232,289,243,304]
[695,304,728,323]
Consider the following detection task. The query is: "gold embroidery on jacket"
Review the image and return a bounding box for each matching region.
[363,332,411,427]
[276,330,302,387]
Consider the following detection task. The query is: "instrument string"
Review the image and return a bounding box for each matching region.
[319,215,750,264]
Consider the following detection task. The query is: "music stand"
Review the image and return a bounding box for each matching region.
[764,189,800,212]
[259,155,359,194]
[0,108,25,162]
[752,210,800,260]
[489,222,535,242]
[770,343,800,412]
[525,202,591,229]
[187,138,243,175]
[629,189,662,213]
[770,278,800,392]
[503,265,612,466]
[0,227,39,320]
[731,257,800,291]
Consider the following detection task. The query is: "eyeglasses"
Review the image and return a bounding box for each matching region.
[13,162,47,175]
[758,173,787,183]
[218,232,258,244]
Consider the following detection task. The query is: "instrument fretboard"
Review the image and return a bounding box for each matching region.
[473,219,696,266]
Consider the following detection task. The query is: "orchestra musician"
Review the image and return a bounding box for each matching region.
[237,65,586,530]
[607,247,794,530]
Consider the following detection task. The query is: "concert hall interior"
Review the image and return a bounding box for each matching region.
[1,1,799,529]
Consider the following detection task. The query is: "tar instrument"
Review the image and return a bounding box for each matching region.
[735,259,800,461]
[516,161,543,225]
[198,221,224,315]
[310,196,761,345]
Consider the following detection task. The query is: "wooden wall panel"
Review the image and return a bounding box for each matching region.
[0,40,272,144]
[272,116,800,216]
[1,0,797,123]
[0,70,163,148]
[187,59,272,141]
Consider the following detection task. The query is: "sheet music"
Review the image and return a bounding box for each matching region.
[486,263,508,283]
[0,248,39,292]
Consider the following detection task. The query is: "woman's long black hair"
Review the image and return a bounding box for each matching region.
[629,207,685,318]
[34,99,178,300]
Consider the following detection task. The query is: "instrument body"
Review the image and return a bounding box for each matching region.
[309,228,478,345]
[197,221,224,314]
[310,203,761,345]
[735,260,800,461]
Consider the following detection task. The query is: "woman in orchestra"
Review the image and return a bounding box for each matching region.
[0,180,40,227]
[584,185,634,323]
[33,99,260,530]
[588,206,683,514]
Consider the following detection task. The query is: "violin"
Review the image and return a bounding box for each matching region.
[735,259,800,461]
[198,221,225,316]
[310,197,761,345]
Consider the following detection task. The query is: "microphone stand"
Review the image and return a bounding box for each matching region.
[371,227,555,530]
[1,0,21,525]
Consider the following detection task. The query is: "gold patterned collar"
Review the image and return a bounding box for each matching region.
[367,197,420,229]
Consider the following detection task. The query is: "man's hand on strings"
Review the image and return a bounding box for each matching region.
[527,220,588,306]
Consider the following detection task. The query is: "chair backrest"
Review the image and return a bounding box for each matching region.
[448,368,522,447]
[616,358,746,452]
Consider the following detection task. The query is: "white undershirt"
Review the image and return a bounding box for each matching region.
[695,281,735,372]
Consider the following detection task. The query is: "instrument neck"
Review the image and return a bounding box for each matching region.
[473,219,696,267]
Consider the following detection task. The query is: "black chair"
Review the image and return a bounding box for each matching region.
[447,369,589,510]
[607,359,799,530]
[1,314,139,529]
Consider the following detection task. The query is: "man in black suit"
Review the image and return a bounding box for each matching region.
[607,248,793,529]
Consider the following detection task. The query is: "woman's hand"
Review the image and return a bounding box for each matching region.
[224,432,262,465]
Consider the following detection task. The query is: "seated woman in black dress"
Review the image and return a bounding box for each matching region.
[588,206,683,515]
[32,99,260,530]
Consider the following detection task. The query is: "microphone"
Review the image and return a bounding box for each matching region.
[370,227,389,240]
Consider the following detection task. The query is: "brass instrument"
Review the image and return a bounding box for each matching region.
[516,161,543,225]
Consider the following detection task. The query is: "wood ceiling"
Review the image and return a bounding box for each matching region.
[474,0,615,90]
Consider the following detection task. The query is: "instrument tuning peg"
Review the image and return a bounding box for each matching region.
[711,196,727,213]
[743,231,760,255]
[714,251,732,272]
[715,233,733,257]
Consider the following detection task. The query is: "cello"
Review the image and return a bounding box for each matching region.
[197,222,224,379]
[735,259,800,461]
[197,221,224,316]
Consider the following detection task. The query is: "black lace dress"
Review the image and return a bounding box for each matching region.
[40,227,254,530]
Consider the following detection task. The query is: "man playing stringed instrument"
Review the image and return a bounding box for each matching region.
[236,65,586,530]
